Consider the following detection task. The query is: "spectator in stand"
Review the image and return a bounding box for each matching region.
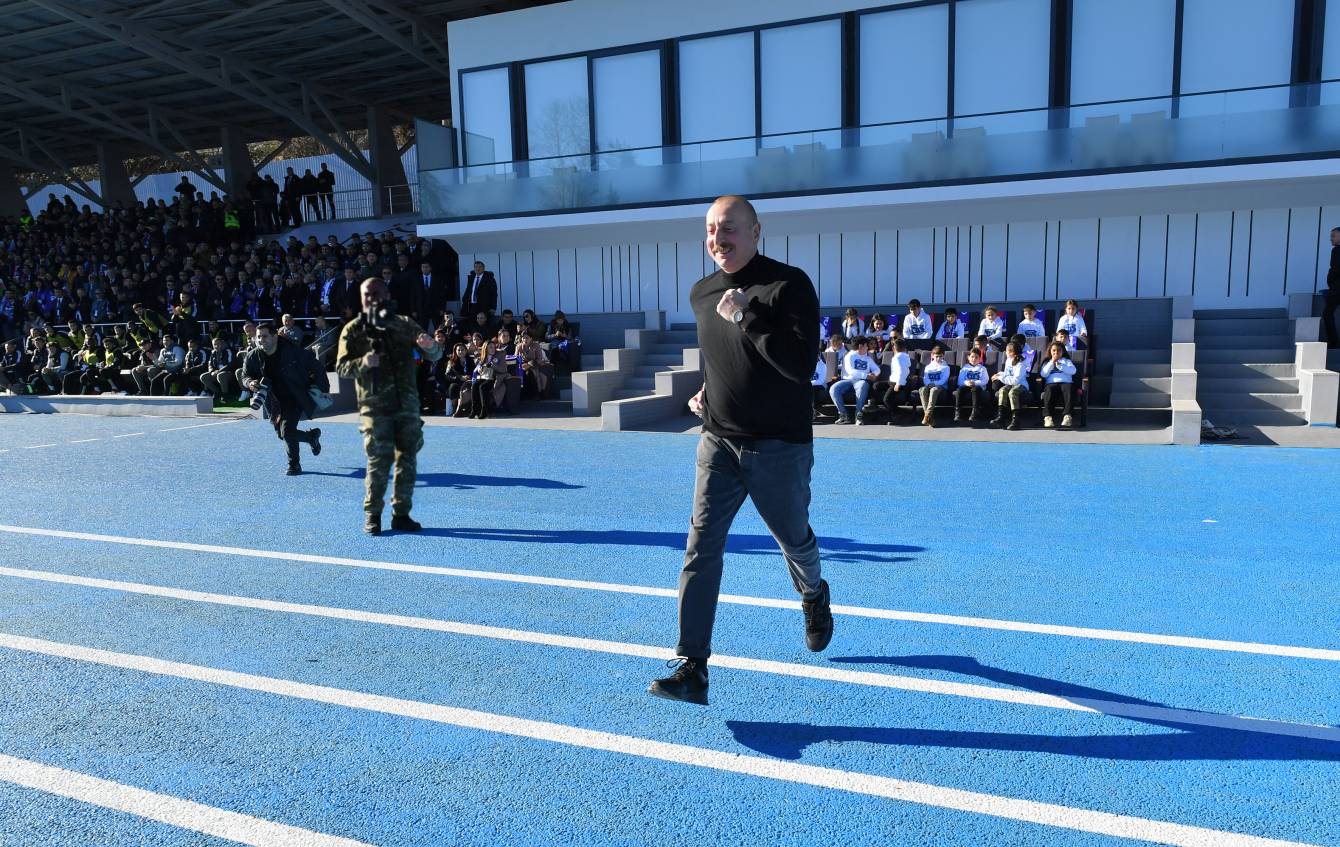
[469,338,506,419]
[866,314,891,352]
[419,261,445,328]
[824,332,847,359]
[1057,299,1088,344]
[1017,304,1045,339]
[94,337,127,395]
[547,310,580,373]
[282,167,303,227]
[62,335,100,395]
[436,310,462,346]
[317,163,336,221]
[882,338,912,424]
[176,338,210,396]
[977,305,1005,343]
[439,341,471,416]
[918,343,951,427]
[954,345,991,422]
[829,336,880,425]
[1040,341,1077,428]
[519,309,546,344]
[990,341,1028,431]
[0,340,25,395]
[902,299,933,340]
[39,338,70,394]
[461,261,498,322]
[810,350,829,420]
[496,328,516,356]
[497,309,520,339]
[147,333,186,395]
[1053,327,1073,351]
[129,337,158,396]
[839,307,865,340]
[935,307,965,340]
[300,169,322,222]
[515,332,550,399]
[201,337,236,401]
[1323,226,1340,348]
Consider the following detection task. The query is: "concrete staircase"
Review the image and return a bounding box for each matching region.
[1194,309,1305,426]
[607,328,697,401]
[1108,362,1171,409]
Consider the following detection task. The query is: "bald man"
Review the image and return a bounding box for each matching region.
[336,277,441,535]
[649,195,833,706]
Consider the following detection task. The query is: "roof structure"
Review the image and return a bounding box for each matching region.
[0,0,556,187]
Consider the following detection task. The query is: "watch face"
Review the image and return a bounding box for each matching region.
[732,310,744,323]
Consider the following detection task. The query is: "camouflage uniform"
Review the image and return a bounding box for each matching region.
[337,313,441,519]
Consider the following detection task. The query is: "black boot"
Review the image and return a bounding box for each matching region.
[802,579,834,652]
[286,461,302,476]
[364,514,382,535]
[990,413,1006,428]
[390,514,422,532]
[309,428,321,456]
[648,658,709,705]
[1007,413,1021,431]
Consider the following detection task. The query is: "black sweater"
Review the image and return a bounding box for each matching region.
[690,252,819,443]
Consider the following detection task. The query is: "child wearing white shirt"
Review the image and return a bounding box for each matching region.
[1057,299,1088,343]
[935,307,965,340]
[954,346,991,422]
[990,341,1028,431]
[866,314,892,352]
[977,305,1005,342]
[829,336,881,425]
[1017,304,1045,339]
[882,338,912,424]
[840,307,866,341]
[918,344,951,427]
[902,299,933,340]
[1040,340,1078,427]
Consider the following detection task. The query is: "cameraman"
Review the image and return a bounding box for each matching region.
[337,277,441,535]
[242,321,328,476]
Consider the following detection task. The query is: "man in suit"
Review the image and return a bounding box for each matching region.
[390,253,422,324]
[461,260,497,321]
[419,261,446,328]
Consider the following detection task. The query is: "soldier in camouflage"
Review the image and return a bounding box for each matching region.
[337,277,441,535]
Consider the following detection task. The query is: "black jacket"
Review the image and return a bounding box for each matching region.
[1327,244,1339,293]
[242,336,329,418]
[462,271,498,314]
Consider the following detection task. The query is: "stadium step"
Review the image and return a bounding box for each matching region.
[1198,375,1300,393]
[1108,391,1171,409]
[657,330,698,345]
[1192,334,1292,350]
[641,353,686,366]
[559,388,572,401]
[1111,363,1171,379]
[611,388,654,400]
[633,365,681,378]
[669,323,696,331]
[1197,392,1304,412]
[1196,361,1297,379]
[1201,408,1309,426]
[1193,308,1288,320]
[1112,376,1171,393]
[1194,348,1296,364]
[1192,317,1291,336]
[644,343,692,356]
[625,377,656,391]
[1105,349,1171,364]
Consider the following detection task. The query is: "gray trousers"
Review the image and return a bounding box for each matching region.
[676,431,823,660]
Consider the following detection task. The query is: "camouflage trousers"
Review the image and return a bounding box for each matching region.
[359,408,424,517]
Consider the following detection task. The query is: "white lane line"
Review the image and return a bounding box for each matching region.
[20,444,57,449]
[1,564,1332,743]
[112,432,146,439]
[0,524,1334,663]
[0,752,372,847]
[0,632,1314,847]
[159,419,249,432]
[69,438,103,444]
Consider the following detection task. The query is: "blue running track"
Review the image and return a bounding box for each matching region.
[0,414,1337,846]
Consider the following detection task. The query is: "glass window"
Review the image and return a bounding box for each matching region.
[954,0,1051,133]
[593,50,662,153]
[760,20,841,139]
[860,4,950,142]
[679,31,755,153]
[524,57,590,160]
[461,67,512,166]
[1180,0,1293,114]
[1071,0,1175,111]
[1323,0,1340,103]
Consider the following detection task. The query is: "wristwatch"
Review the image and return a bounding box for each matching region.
[731,309,744,325]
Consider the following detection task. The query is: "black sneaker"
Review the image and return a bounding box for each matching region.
[835,415,852,425]
[286,463,302,476]
[648,658,709,705]
[390,514,422,532]
[802,579,834,652]
[364,514,382,535]
[309,428,322,456]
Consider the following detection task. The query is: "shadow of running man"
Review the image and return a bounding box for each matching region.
[726,654,1340,762]
[300,467,582,490]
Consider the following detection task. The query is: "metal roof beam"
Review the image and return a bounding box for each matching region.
[322,0,451,81]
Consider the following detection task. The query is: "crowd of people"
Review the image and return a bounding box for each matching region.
[814,298,1091,430]
[0,192,584,417]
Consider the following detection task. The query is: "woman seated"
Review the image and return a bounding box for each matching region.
[546,310,581,373]
[439,342,472,417]
[515,333,552,399]
[520,309,548,344]
[468,339,507,420]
